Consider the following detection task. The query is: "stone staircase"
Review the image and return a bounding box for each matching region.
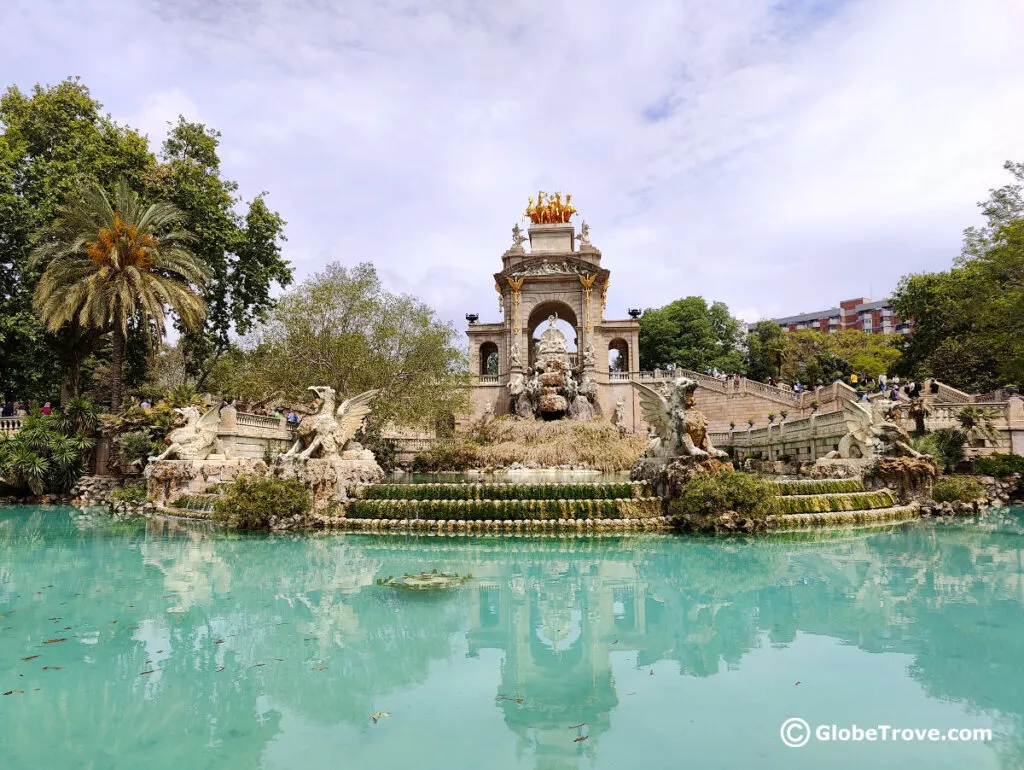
[343,481,666,533]
[765,478,918,530]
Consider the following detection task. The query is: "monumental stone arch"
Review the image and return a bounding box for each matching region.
[465,194,642,428]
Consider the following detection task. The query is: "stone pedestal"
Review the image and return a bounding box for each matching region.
[631,455,733,502]
[274,451,384,511]
[528,223,575,253]
[145,457,268,507]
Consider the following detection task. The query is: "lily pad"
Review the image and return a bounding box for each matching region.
[376,569,471,591]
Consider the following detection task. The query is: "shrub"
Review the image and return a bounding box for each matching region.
[117,431,161,474]
[931,428,967,473]
[673,471,780,519]
[214,475,311,531]
[932,476,985,503]
[0,414,94,495]
[106,482,148,505]
[973,453,1024,480]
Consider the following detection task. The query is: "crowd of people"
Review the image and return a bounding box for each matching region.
[1,400,53,418]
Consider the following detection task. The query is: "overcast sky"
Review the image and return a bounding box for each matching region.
[3,0,1023,330]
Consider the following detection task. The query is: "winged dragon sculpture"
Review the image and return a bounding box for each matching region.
[825,400,924,460]
[282,386,380,461]
[149,406,221,461]
[635,376,727,459]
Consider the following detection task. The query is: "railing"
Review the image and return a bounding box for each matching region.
[478,374,500,384]
[236,412,287,430]
[0,416,23,436]
[609,372,630,381]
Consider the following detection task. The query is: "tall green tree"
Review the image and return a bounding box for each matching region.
[745,321,786,382]
[638,297,746,373]
[151,119,291,387]
[0,78,153,402]
[893,161,1024,391]
[31,179,209,410]
[211,262,468,428]
[0,79,291,405]
[778,329,898,387]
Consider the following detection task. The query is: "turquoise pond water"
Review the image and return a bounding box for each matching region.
[2,506,1024,769]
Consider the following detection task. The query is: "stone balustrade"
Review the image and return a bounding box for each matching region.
[1,416,24,436]
[714,409,855,462]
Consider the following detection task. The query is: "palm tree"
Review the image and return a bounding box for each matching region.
[956,405,1002,446]
[31,179,209,410]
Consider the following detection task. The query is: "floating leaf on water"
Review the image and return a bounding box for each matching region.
[3,689,24,695]
[215,666,225,672]
[42,638,66,645]
[41,666,63,670]
[379,571,471,591]
[48,617,60,621]
[156,650,163,654]
[568,723,587,730]
[795,681,801,686]
[215,639,224,644]
[140,669,156,676]
[370,711,391,724]
[313,666,327,671]
[574,736,588,743]
[649,669,654,676]
[253,663,265,667]
[21,655,39,662]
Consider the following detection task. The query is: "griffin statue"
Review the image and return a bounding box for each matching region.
[825,400,924,460]
[149,406,221,461]
[282,386,380,461]
[636,376,727,459]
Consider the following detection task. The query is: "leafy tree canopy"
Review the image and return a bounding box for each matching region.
[209,262,468,428]
[0,77,152,402]
[779,329,899,387]
[893,161,1024,391]
[745,320,786,382]
[638,296,746,373]
[0,78,291,405]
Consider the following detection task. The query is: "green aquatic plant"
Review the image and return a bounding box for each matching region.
[376,569,472,591]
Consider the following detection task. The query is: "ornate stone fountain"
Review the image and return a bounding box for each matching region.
[508,315,599,420]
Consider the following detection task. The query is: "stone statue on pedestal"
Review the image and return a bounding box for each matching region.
[636,376,726,459]
[576,221,592,247]
[511,223,527,251]
[149,406,221,461]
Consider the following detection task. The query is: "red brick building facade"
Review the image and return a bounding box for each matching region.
[750,297,912,335]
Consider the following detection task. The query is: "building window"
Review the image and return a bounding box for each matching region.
[479,342,499,376]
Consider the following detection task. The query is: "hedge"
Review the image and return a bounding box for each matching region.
[776,490,896,515]
[345,497,660,520]
[771,479,865,496]
[358,482,642,501]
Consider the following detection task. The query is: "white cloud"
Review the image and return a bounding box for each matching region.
[2,0,1022,330]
